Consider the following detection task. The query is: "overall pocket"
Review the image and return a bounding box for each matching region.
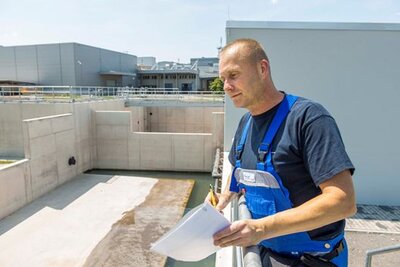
[245,187,277,219]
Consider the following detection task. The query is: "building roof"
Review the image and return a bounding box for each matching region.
[138,69,198,74]
[99,71,137,76]
[226,20,400,31]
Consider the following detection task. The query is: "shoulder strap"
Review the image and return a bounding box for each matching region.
[257,94,298,170]
[235,114,252,168]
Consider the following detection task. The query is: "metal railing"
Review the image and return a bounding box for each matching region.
[0,86,224,103]
[233,195,263,267]
[212,148,223,179]
[365,244,400,267]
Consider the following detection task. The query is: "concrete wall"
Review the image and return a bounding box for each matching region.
[145,107,223,133]
[125,106,146,132]
[0,102,72,157]
[0,159,30,220]
[22,114,78,199]
[95,111,220,171]
[0,100,125,220]
[212,112,224,149]
[0,100,124,165]
[225,21,400,205]
[0,99,221,220]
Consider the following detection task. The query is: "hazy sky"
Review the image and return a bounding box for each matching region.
[1,0,400,62]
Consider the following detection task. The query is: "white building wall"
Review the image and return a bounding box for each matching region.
[225,21,400,205]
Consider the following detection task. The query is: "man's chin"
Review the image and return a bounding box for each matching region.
[232,100,244,108]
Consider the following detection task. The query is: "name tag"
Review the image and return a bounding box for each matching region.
[243,171,256,183]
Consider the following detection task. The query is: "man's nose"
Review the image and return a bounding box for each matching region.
[224,80,233,92]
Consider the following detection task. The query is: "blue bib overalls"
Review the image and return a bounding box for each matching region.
[229,95,347,266]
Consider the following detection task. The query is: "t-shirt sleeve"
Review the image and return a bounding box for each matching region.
[302,115,355,186]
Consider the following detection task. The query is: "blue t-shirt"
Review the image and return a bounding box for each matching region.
[228,95,355,240]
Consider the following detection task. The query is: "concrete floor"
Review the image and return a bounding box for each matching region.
[0,173,193,267]
[344,204,400,266]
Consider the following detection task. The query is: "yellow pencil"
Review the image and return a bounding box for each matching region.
[209,184,217,207]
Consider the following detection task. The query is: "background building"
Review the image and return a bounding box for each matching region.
[138,61,199,91]
[0,43,138,87]
[0,43,218,91]
[137,57,156,70]
[191,57,219,91]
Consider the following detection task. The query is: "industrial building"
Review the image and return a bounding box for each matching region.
[0,43,219,91]
[0,43,138,87]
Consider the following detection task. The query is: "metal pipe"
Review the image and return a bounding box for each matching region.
[365,244,400,267]
[238,195,263,267]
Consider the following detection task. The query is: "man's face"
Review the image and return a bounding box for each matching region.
[219,48,264,110]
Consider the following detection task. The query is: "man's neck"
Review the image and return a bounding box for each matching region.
[248,90,284,116]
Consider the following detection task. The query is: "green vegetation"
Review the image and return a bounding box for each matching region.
[0,160,15,165]
[209,77,224,92]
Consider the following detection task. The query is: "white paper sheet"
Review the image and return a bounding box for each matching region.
[150,202,231,262]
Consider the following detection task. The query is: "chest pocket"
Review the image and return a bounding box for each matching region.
[236,168,282,218]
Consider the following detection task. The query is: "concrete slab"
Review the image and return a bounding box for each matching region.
[51,114,74,133]
[24,118,53,139]
[0,173,194,267]
[173,134,205,171]
[128,134,140,169]
[95,111,130,126]
[140,133,173,170]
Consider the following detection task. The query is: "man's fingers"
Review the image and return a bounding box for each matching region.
[214,231,243,247]
[213,222,243,242]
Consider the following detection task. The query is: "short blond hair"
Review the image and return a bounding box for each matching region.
[220,38,269,64]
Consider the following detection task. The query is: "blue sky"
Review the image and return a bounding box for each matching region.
[1,0,400,62]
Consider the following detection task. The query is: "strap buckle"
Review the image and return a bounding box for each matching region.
[322,240,345,261]
[236,149,244,161]
[257,143,269,162]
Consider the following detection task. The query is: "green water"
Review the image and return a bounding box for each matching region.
[86,169,216,267]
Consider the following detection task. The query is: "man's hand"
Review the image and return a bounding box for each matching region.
[205,191,220,207]
[205,191,235,212]
[213,219,265,247]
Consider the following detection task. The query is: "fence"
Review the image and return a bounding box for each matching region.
[0,86,224,103]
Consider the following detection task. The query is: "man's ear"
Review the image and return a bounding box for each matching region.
[259,59,270,78]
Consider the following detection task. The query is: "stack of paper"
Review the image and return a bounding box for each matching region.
[151,202,231,262]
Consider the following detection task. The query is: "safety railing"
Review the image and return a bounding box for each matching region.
[365,244,400,267]
[0,86,224,103]
[233,195,263,267]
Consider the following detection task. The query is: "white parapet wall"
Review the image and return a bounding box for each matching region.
[0,159,30,220]
[95,110,223,172]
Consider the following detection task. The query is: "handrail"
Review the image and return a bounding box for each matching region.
[212,148,222,179]
[0,86,224,103]
[365,244,400,267]
[237,195,263,267]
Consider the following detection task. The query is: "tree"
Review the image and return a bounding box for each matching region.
[209,77,224,92]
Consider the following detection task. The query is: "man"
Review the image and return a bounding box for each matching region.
[206,39,356,267]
